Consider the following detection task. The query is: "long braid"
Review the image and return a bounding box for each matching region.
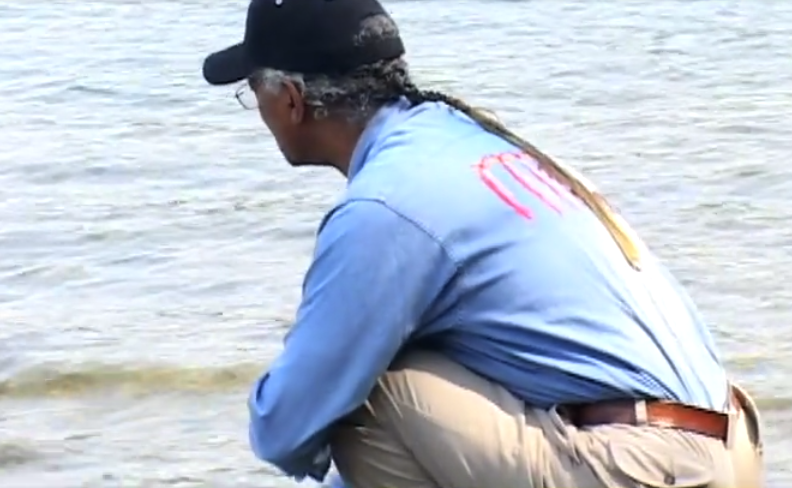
[400,81,642,270]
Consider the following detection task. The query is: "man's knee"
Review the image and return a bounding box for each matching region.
[328,350,458,488]
[329,350,528,488]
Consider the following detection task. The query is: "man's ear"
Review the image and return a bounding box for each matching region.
[283,81,305,124]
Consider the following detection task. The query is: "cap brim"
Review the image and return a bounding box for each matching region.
[203,42,254,86]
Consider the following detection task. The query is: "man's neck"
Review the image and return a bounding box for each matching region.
[317,120,369,177]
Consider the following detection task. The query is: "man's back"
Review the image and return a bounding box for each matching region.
[347,101,728,410]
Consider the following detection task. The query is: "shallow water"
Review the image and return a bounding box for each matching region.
[1,0,791,486]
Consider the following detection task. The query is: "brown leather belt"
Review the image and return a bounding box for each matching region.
[564,392,739,442]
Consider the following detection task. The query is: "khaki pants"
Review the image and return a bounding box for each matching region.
[330,351,763,488]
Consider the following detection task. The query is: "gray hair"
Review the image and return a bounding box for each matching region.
[252,14,413,123]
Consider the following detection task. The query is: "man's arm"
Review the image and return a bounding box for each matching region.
[248,198,458,480]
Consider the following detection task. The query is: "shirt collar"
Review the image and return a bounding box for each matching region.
[347,97,411,182]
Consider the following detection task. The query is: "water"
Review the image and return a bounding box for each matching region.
[1,0,790,486]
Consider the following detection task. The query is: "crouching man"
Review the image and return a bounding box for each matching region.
[201,0,764,486]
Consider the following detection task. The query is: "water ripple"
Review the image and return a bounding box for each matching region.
[0,363,262,399]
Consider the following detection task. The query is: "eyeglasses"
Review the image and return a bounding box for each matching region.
[233,79,327,115]
[235,83,258,110]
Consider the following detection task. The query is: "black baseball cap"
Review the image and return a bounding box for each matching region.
[202,0,405,85]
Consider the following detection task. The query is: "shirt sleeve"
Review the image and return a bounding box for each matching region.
[247,198,458,480]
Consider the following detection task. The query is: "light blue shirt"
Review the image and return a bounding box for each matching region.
[247,99,729,480]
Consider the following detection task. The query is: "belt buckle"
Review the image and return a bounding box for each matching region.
[634,399,648,424]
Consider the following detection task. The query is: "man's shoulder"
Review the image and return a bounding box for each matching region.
[340,152,458,241]
[316,196,418,240]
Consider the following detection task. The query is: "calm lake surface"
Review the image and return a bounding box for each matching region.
[1,0,790,486]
